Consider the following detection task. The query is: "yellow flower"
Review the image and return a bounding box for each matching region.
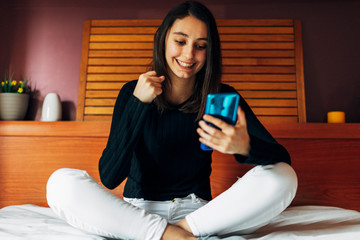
[19,81,23,85]
[11,80,17,86]
[17,88,24,93]
[1,82,4,87]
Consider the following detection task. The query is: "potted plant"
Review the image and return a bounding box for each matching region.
[0,71,31,120]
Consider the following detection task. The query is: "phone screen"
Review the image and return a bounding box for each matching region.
[201,93,240,151]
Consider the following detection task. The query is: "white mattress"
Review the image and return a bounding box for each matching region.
[1,204,360,239]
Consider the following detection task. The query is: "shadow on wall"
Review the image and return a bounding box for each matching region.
[61,101,76,121]
[25,89,40,120]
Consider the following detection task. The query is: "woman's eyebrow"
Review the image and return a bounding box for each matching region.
[172,31,208,41]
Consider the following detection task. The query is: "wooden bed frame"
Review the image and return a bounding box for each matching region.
[1,121,359,211]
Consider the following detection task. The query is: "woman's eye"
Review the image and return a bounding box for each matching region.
[196,44,207,50]
[176,40,186,45]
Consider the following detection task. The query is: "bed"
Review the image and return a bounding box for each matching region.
[1,18,360,239]
[1,121,359,239]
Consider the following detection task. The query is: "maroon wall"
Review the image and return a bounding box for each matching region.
[1,0,359,122]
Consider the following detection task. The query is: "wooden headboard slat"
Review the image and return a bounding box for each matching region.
[88,58,152,65]
[294,20,306,122]
[220,34,294,42]
[85,98,115,106]
[257,116,298,123]
[87,66,148,73]
[87,74,143,81]
[77,19,306,123]
[84,115,112,121]
[216,19,294,26]
[253,108,297,116]
[86,90,119,98]
[89,42,154,49]
[247,99,297,107]
[239,90,296,99]
[228,82,296,90]
[91,27,158,34]
[222,50,295,57]
[221,42,295,49]
[84,107,113,115]
[223,66,296,74]
[89,50,153,57]
[90,35,154,42]
[223,58,295,66]
[222,74,296,81]
[218,27,294,34]
[91,19,163,26]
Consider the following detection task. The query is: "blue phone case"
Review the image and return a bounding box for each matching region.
[201,93,240,151]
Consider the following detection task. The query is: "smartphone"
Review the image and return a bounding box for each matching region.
[200,93,240,151]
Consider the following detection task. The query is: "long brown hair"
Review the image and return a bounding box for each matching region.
[152,1,222,120]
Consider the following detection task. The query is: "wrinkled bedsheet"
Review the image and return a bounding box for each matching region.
[1,204,360,239]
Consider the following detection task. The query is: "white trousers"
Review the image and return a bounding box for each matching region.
[46,162,297,240]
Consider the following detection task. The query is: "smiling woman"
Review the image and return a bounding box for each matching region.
[47,2,298,240]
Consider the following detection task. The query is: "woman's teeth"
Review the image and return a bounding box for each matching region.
[177,60,194,67]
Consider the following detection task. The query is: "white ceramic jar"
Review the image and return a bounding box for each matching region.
[41,93,62,121]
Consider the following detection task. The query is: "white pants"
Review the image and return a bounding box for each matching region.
[46,163,297,239]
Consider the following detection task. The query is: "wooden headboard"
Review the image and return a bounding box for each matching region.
[76,19,306,123]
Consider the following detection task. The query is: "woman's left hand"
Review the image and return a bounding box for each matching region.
[197,106,250,156]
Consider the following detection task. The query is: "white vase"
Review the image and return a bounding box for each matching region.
[0,93,30,120]
[41,93,62,121]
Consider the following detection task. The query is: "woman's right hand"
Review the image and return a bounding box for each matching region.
[133,71,165,104]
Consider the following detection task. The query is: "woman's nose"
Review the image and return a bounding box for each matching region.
[183,45,195,59]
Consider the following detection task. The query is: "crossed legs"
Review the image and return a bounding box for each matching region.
[46,163,297,239]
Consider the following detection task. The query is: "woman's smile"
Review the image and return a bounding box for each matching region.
[176,59,195,68]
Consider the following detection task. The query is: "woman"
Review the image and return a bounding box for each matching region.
[47,1,297,240]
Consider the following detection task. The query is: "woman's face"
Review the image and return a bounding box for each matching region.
[165,15,208,84]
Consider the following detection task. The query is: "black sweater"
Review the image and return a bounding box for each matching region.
[99,80,291,201]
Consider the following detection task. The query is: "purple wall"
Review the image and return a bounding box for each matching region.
[1,0,359,122]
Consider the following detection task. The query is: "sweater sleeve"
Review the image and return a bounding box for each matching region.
[98,81,150,189]
[220,84,291,166]
[234,96,291,165]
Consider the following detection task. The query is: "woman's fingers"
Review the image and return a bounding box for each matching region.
[197,118,228,151]
[197,123,218,150]
[198,106,250,155]
[133,71,165,103]
[236,106,247,129]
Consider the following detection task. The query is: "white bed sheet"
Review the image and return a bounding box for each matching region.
[1,204,360,240]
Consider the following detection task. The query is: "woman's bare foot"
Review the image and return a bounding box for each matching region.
[175,218,193,234]
[161,224,197,240]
